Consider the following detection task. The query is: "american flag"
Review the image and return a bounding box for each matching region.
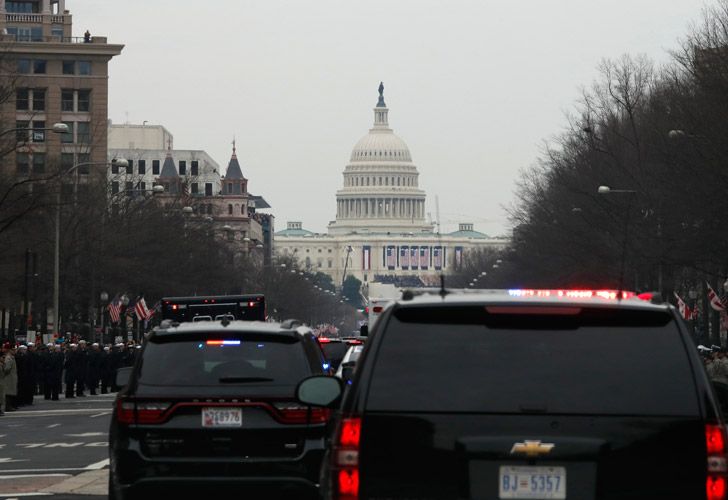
[108,294,121,323]
[135,296,152,321]
[707,282,726,312]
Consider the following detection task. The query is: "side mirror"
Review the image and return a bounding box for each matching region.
[359,324,369,337]
[296,375,343,408]
[116,366,133,388]
[341,360,356,383]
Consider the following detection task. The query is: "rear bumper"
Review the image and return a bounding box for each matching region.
[110,439,324,495]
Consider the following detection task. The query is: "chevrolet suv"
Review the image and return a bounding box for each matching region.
[109,319,329,499]
[298,289,728,500]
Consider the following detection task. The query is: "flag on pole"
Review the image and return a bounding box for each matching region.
[108,294,121,323]
[135,296,153,321]
[707,282,726,312]
[673,292,695,320]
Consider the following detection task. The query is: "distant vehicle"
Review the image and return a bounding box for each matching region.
[160,295,265,323]
[298,288,728,500]
[109,319,329,499]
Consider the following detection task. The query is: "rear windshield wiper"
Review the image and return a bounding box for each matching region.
[218,376,274,383]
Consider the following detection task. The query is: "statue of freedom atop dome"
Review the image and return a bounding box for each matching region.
[377,82,386,107]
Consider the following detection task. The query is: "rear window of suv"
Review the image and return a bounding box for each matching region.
[367,305,698,416]
[138,333,310,387]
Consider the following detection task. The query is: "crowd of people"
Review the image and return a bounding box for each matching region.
[0,340,141,415]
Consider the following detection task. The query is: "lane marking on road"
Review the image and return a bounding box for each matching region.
[84,458,109,470]
[15,442,107,448]
[0,493,51,497]
[45,424,60,429]
[0,466,93,474]
[64,433,106,438]
[0,473,69,479]
[0,458,28,463]
[2,408,110,418]
[89,412,111,418]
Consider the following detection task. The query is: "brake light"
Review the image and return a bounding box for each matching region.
[332,416,361,500]
[171,304,178,311]
[706,424,728,499]
[372,306,383,313]
[116,400,135,424]
[115,399,171,425]
[272,403,330,424]
[205,340,241,346]
[318,338,332,344]
[486,306,581,315]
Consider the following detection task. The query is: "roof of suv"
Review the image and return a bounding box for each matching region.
[393,289,672,311]
[151,320,313,338]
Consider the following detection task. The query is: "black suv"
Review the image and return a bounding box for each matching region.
[109,319,330,499]
[298,290,728,499]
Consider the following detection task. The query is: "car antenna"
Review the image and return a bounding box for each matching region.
[435,195,448,298]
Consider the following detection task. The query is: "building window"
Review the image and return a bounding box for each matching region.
[205,183,213,196]
[33,60,46,74]
[240,205,245,215]
[111,181,119,194]
[191,183,199,194]
[228,204,233,215]
[78,61,91,75]
[61,121,73,143]
[191,160,199,176]
[125,160,133,175]
[152,159,160,175]
[328,259,332,268]
[16,153,29,174]
[125,181,133,196]
[61,153,74,171]
[179,160,186,175]
[16,89,29,110]
[61,89,74,111]
[77,121,90,143]
[15,120,28,142]
[17,58,30,74]
[32,153,45,174]
[133,160,142,174]
[32,89,45,111]
[77,153,90,174]
[62,60,74,75]
[77,90,90,112]
[31,120,45,142]
[140,181,146,191]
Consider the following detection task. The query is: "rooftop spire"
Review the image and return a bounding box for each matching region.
[373,82,389,128]
[376,81,386,108]
[232,136,237,158]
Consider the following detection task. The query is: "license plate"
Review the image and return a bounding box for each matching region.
[499,466,566,499]
[201,407,242,428]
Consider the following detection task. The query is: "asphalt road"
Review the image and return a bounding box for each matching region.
[0,391,115,499]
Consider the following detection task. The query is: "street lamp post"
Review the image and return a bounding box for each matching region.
[99,291,108,344]
[597,185,638,294]
[51,158,128,336]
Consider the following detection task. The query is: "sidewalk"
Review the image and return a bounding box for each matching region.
[40,468,108,495]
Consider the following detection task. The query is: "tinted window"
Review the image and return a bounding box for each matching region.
[138,334,310,387]
[321,342,349,370]
[367,305,698,416]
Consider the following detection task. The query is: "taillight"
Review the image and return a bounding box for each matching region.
[332,416,361,500]
[706,424,728,500]
[116,400,135,424]
[273,402,330,424]
[115,399,170,425]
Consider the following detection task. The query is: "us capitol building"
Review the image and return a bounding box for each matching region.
[274,84,508,288]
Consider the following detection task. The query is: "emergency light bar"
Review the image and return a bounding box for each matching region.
[205,340,241,346]
[508,289,637,300]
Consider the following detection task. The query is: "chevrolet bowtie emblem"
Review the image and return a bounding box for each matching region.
[510,440,555,457]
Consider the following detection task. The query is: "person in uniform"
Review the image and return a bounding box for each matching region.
[15,344,33,406]
[100,346,111,394]
[74,340,89,396]
[64,343,77,398]
[87,343,102,395]
[45,344,64,401]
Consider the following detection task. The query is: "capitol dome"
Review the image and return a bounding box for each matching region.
[329,83,433,236]
[350,130,412,163]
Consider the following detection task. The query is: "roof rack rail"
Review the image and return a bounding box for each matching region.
[158,319,180,329]
[281,319,303,329]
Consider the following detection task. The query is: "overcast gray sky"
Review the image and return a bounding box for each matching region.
[75,0,704,237]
